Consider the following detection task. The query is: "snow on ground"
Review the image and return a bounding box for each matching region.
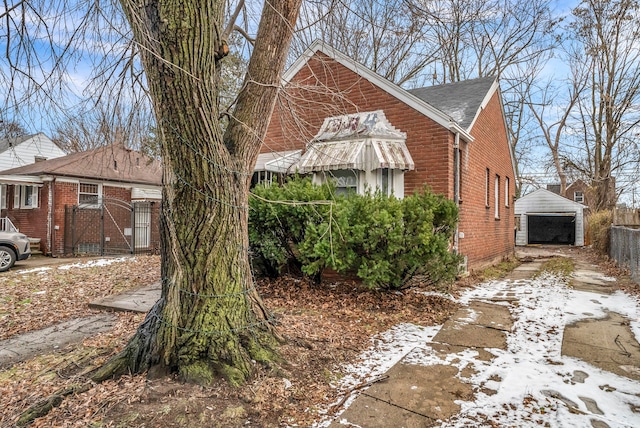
[318,273,640,427]
[18,257,131,274]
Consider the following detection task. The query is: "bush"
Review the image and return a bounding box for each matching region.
[249,178,461,289]
[249,177,334,276]
[299,188,461,289]
[588,210,612,255]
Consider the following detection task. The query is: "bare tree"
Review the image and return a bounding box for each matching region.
[0,117,28,139]
[52,102,156,153]
[408,0,561,194]
[294,0,440,86]
[562,0,640,210]
[526,49,589,197]
[3,3,303,422]
[409,0,560,84]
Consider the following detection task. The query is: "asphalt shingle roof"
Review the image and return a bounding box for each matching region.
[0,143,162,186]
[408,76,497,130]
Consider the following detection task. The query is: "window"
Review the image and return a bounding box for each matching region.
[495,175,500,219]
[79,183,101,207]
[13,185,39,209]
[381,168,393,196]
[329,170,358,195]
[250,171,284,188]
[485,168,490,208]
[0,184,6,209]
[505,177,510,208]
[574,191,584,203]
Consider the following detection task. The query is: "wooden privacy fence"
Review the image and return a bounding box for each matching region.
[613,207,640,227]
[609,226,640,284]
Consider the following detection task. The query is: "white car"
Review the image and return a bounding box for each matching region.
[0,231,31,272]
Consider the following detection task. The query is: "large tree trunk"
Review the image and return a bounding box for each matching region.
[94,0,302,385]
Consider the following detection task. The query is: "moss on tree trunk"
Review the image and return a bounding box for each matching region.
[103,0,302,385]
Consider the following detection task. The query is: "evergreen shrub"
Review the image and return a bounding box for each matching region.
[249,178,461,289]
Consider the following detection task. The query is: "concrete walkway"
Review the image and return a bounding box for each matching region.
[330,260,543,427]
[330,254,640,427]
[0,314,117,369]
[1,248,639,427]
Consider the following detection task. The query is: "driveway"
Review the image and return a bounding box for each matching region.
[324,248,640,427]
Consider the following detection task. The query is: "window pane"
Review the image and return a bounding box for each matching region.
[24,186,33,206]
[80,183,99,194]
[381,168,389,195]
[79,183,100,206]
[330,170,358,194]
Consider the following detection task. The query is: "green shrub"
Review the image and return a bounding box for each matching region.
[249,177,334,276]
[249,178,461,289]
[299,188,460,289]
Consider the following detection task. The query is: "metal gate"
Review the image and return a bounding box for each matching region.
[64,198,158,256]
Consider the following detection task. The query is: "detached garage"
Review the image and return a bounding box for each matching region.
[514,189,587,246]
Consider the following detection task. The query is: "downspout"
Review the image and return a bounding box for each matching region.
[453,132,460,255]
[47,177,55,256]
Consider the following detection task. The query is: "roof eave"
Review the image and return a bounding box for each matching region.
[284,41,474,142]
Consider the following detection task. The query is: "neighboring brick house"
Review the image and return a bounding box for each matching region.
[261,41,516,271]
[547,178,617,209]
[0,143,162,256]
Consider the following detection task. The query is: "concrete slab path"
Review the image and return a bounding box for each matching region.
[332,260,545,427]
[331,254,640,427]
[0,314,117,368]
[89,282,161,313]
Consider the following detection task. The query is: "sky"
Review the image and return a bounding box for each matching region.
[316,271,640,427]
[0,0,638,206]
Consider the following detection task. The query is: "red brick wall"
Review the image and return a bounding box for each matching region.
[3,181,162,256]
[3,184,50,251]
[265,53,454,197]
[264,53,514,270]
[457,92,515,269]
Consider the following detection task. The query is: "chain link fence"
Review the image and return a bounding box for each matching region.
[609,225,640,284]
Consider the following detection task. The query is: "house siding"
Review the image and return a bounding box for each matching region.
[0,134,66,171]
[514,189,585,247]
[264,53,515,271]
[457,91,515,269]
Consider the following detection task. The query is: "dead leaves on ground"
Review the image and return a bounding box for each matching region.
[0,256,460,427]
[0,256,160,340]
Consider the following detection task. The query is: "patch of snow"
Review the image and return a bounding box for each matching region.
[18,267,52,274]
[316,272,640,427]
[57,257,130,270]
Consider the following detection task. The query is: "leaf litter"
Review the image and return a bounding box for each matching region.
[1,248,639,427]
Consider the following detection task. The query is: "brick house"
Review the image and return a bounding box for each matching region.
[261,41,516,271]
[0,143,162,256]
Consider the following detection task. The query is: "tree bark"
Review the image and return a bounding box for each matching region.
[100,0,302,385]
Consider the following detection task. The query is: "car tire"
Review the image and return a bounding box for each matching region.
[0,246,16,272]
